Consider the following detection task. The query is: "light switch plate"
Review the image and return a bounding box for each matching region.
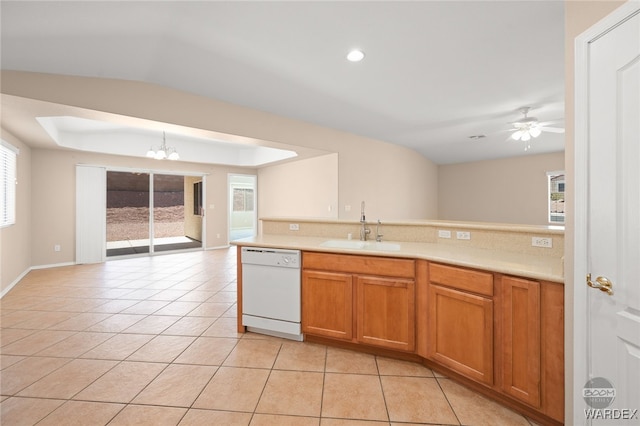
[289,223,300,231]
[438,230,452,238]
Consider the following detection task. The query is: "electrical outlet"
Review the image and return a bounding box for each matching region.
[289,223,300,231]
[456,231,471,240]
[532,237,553,248]
[438,230,452,238]
[54,244,61,252]
[216,233,221,239]
[344,205,351,212]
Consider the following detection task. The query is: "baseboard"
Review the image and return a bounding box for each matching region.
[0,266,32,299]
[205,245,231,251]
[30,261,76,270]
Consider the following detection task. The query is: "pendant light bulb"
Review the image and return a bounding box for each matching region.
[530,126,542,138]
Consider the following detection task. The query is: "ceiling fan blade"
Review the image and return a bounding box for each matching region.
[538,120,563,127]
[540,127,565,134]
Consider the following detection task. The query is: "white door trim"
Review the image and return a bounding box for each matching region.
[573,2,640,424]
[76,165,106,264]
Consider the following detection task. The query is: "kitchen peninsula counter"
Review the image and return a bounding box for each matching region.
[231,234,563,283]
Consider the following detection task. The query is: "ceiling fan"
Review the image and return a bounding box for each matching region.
[509,107,565,151]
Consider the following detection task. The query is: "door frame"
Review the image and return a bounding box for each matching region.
[227,173,258,241]
[573,1,640,423]
[103,165,207,258]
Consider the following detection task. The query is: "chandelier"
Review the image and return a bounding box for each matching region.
[146,132,179,160]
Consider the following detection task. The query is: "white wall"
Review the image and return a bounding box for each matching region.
[438,152,565,225]
[1,72,439,222]
[258,154,338,218]
[0,129,31,294]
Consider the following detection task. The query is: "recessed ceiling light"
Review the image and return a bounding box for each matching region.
[347,49,365,62]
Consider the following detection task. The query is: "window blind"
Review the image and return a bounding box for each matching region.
[1,141,18,227]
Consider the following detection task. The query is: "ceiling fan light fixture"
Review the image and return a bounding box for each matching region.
[347,49,365,62]
[529,126,542,138]
[512,130,524,141]
[521,132,531,142]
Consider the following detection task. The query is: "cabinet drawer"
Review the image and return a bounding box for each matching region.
[429,263,493,296]
[303,251,415,278]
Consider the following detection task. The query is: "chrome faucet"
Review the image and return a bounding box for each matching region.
[375,219,383,242]
[359,201,370,241]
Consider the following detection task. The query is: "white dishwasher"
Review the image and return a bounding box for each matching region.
[241,247,302,341]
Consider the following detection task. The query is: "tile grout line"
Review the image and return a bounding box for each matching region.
[319,344,328,422]
[434,376,463,426]
[247,341,283,423]
[374,355,393,425]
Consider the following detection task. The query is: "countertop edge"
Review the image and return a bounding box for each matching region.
[231,236,564,284]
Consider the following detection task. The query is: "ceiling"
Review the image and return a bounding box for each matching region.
[0,1,565,165]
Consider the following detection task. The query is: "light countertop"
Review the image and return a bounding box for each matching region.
[231,235,564,283]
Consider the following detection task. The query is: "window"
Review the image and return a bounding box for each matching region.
[193,181,203,216]
[233,188,254,212]
[1,141,18,227]
[547,171,565,224]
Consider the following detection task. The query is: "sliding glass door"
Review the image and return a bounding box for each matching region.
[106,171,151,256]
[152,174,202,252]
[106,171,203,257]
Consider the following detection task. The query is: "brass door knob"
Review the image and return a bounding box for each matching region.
[586,273,614,296]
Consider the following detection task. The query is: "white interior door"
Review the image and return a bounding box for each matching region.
[578,5,640,424]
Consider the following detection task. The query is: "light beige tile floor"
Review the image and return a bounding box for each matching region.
[1,248,537,425]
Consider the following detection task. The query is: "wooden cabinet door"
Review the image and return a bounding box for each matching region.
[501,276,541,407]
[302,270,353,340]
[356,276,415,352]
[427,284,494,385]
